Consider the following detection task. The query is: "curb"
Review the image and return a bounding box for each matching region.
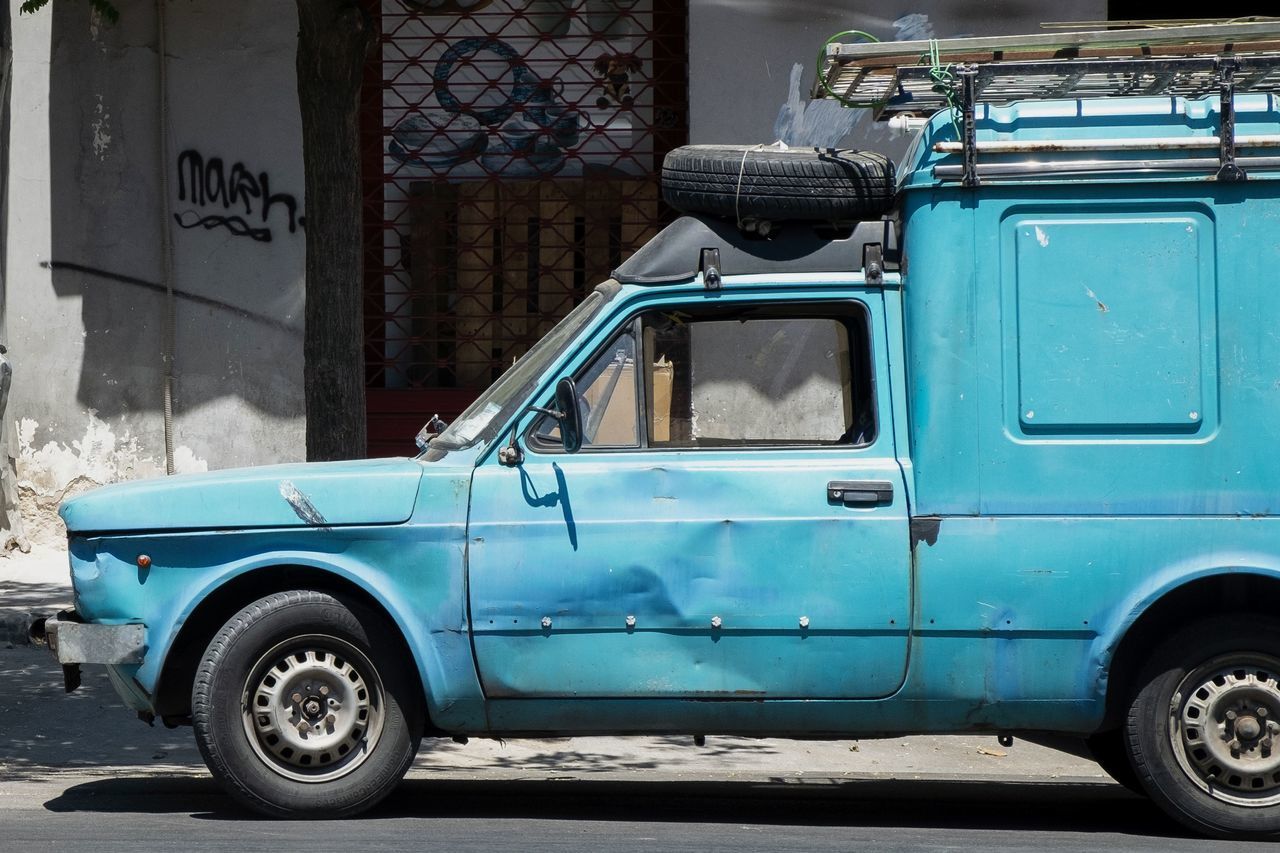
[0,609,33,646]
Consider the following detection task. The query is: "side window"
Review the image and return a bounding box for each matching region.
[642,309,874,448]
[531,303,875,453]
[533,328,639,449]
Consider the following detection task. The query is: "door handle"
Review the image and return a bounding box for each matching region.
[828,480,893,505]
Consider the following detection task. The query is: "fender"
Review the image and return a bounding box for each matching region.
[82,530,486,731]
[1091,551,1280,701]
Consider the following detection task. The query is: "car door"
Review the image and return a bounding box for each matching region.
[466,292,911,699]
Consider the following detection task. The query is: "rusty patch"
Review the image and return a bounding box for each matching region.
[911,516,942,547]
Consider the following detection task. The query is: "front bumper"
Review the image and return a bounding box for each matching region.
[31,610,147,693]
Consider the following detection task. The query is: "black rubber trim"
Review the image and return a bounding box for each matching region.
[612,214,898,286]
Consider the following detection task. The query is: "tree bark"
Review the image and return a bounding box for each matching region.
[295,0,374,461]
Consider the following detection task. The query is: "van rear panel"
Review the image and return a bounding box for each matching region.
[901,97,1280,517]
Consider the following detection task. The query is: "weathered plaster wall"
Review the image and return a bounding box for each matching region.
[5,0,305,541]
[688,1,1108,157]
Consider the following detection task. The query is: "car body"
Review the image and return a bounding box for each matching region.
[41,93,1280,836]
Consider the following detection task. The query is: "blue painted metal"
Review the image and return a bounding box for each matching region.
[899,93,1280,191]
[59,458,425,532]
[65,457,486,729]
[467,283,911,700]
[900,106,1280,517]
[1008,213,1208,431]
[53,94,1280,744]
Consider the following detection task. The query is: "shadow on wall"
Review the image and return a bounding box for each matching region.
[45,1,303,424]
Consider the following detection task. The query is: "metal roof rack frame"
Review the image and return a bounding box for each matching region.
[818,22,1280,186]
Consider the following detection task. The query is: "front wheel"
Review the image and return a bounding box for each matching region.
[1086,728,1144,795]
[192,590,422,818]
[1126,614,1280,839]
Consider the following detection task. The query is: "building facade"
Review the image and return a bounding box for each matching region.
[3,0,1105,543]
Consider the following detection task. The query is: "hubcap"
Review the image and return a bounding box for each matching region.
[1170,654,1280,806]
[241,635,386,783]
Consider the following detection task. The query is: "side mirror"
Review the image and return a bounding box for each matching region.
[553,377,583,454]
[497,376,583,466]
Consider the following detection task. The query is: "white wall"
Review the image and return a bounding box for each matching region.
[6,0,305,544]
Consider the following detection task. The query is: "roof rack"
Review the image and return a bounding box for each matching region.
[820,21,1280,115]
[817,22,1280,186]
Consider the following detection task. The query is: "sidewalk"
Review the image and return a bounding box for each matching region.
[0,544,1112,787]
[0,545,71,646]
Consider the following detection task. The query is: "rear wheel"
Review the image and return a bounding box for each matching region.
[1126,615,1280,839]
[192,590,422,818]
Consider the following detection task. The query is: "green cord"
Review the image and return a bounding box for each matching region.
[925,38,963,142]
[817,30,966,138]
[815,29,884,109]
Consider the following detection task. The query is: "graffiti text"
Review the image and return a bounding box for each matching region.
[175,149,305,243]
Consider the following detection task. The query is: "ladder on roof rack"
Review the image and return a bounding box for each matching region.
[817,21,1280,186]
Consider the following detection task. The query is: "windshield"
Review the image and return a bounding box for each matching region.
[430,287,611,451]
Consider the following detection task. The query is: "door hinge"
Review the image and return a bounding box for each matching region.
[700,247,722,290]
[862,243,884,287]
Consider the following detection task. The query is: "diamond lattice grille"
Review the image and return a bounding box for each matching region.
[362,0,688,455]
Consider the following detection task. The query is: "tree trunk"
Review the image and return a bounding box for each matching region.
[295,0,374,461]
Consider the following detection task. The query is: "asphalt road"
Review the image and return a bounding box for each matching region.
[0,773,1258,852]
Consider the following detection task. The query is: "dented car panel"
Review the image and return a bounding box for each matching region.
[469,451,911,700]
[63,460,485,729]
[467,283,912,700]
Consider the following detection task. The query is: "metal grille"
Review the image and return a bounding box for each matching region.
[362,0,688,456]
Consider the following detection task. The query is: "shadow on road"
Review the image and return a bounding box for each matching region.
[0,580,73,644]
[0,580,72,612]
[44,774,1183,839]
[0,650,204,781]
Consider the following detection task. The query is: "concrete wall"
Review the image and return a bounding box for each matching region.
[6,0,305,544]
[688,1,1108,157]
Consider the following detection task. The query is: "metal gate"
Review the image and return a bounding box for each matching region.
[362,0,689,456]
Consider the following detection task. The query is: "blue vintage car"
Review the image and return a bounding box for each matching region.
[37,61,1280,837]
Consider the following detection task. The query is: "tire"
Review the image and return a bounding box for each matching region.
[1125,614,1280,839]
[192,590,422,818]
[1086,728,1145,796]
[660,144,895,223]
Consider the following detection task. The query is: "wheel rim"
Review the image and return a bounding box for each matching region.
[241,634,386,783]
[1170,653,1280,806]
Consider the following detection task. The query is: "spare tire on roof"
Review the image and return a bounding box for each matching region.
[661,144,896,224]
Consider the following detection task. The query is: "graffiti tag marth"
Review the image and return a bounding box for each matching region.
[174,149,305,243]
